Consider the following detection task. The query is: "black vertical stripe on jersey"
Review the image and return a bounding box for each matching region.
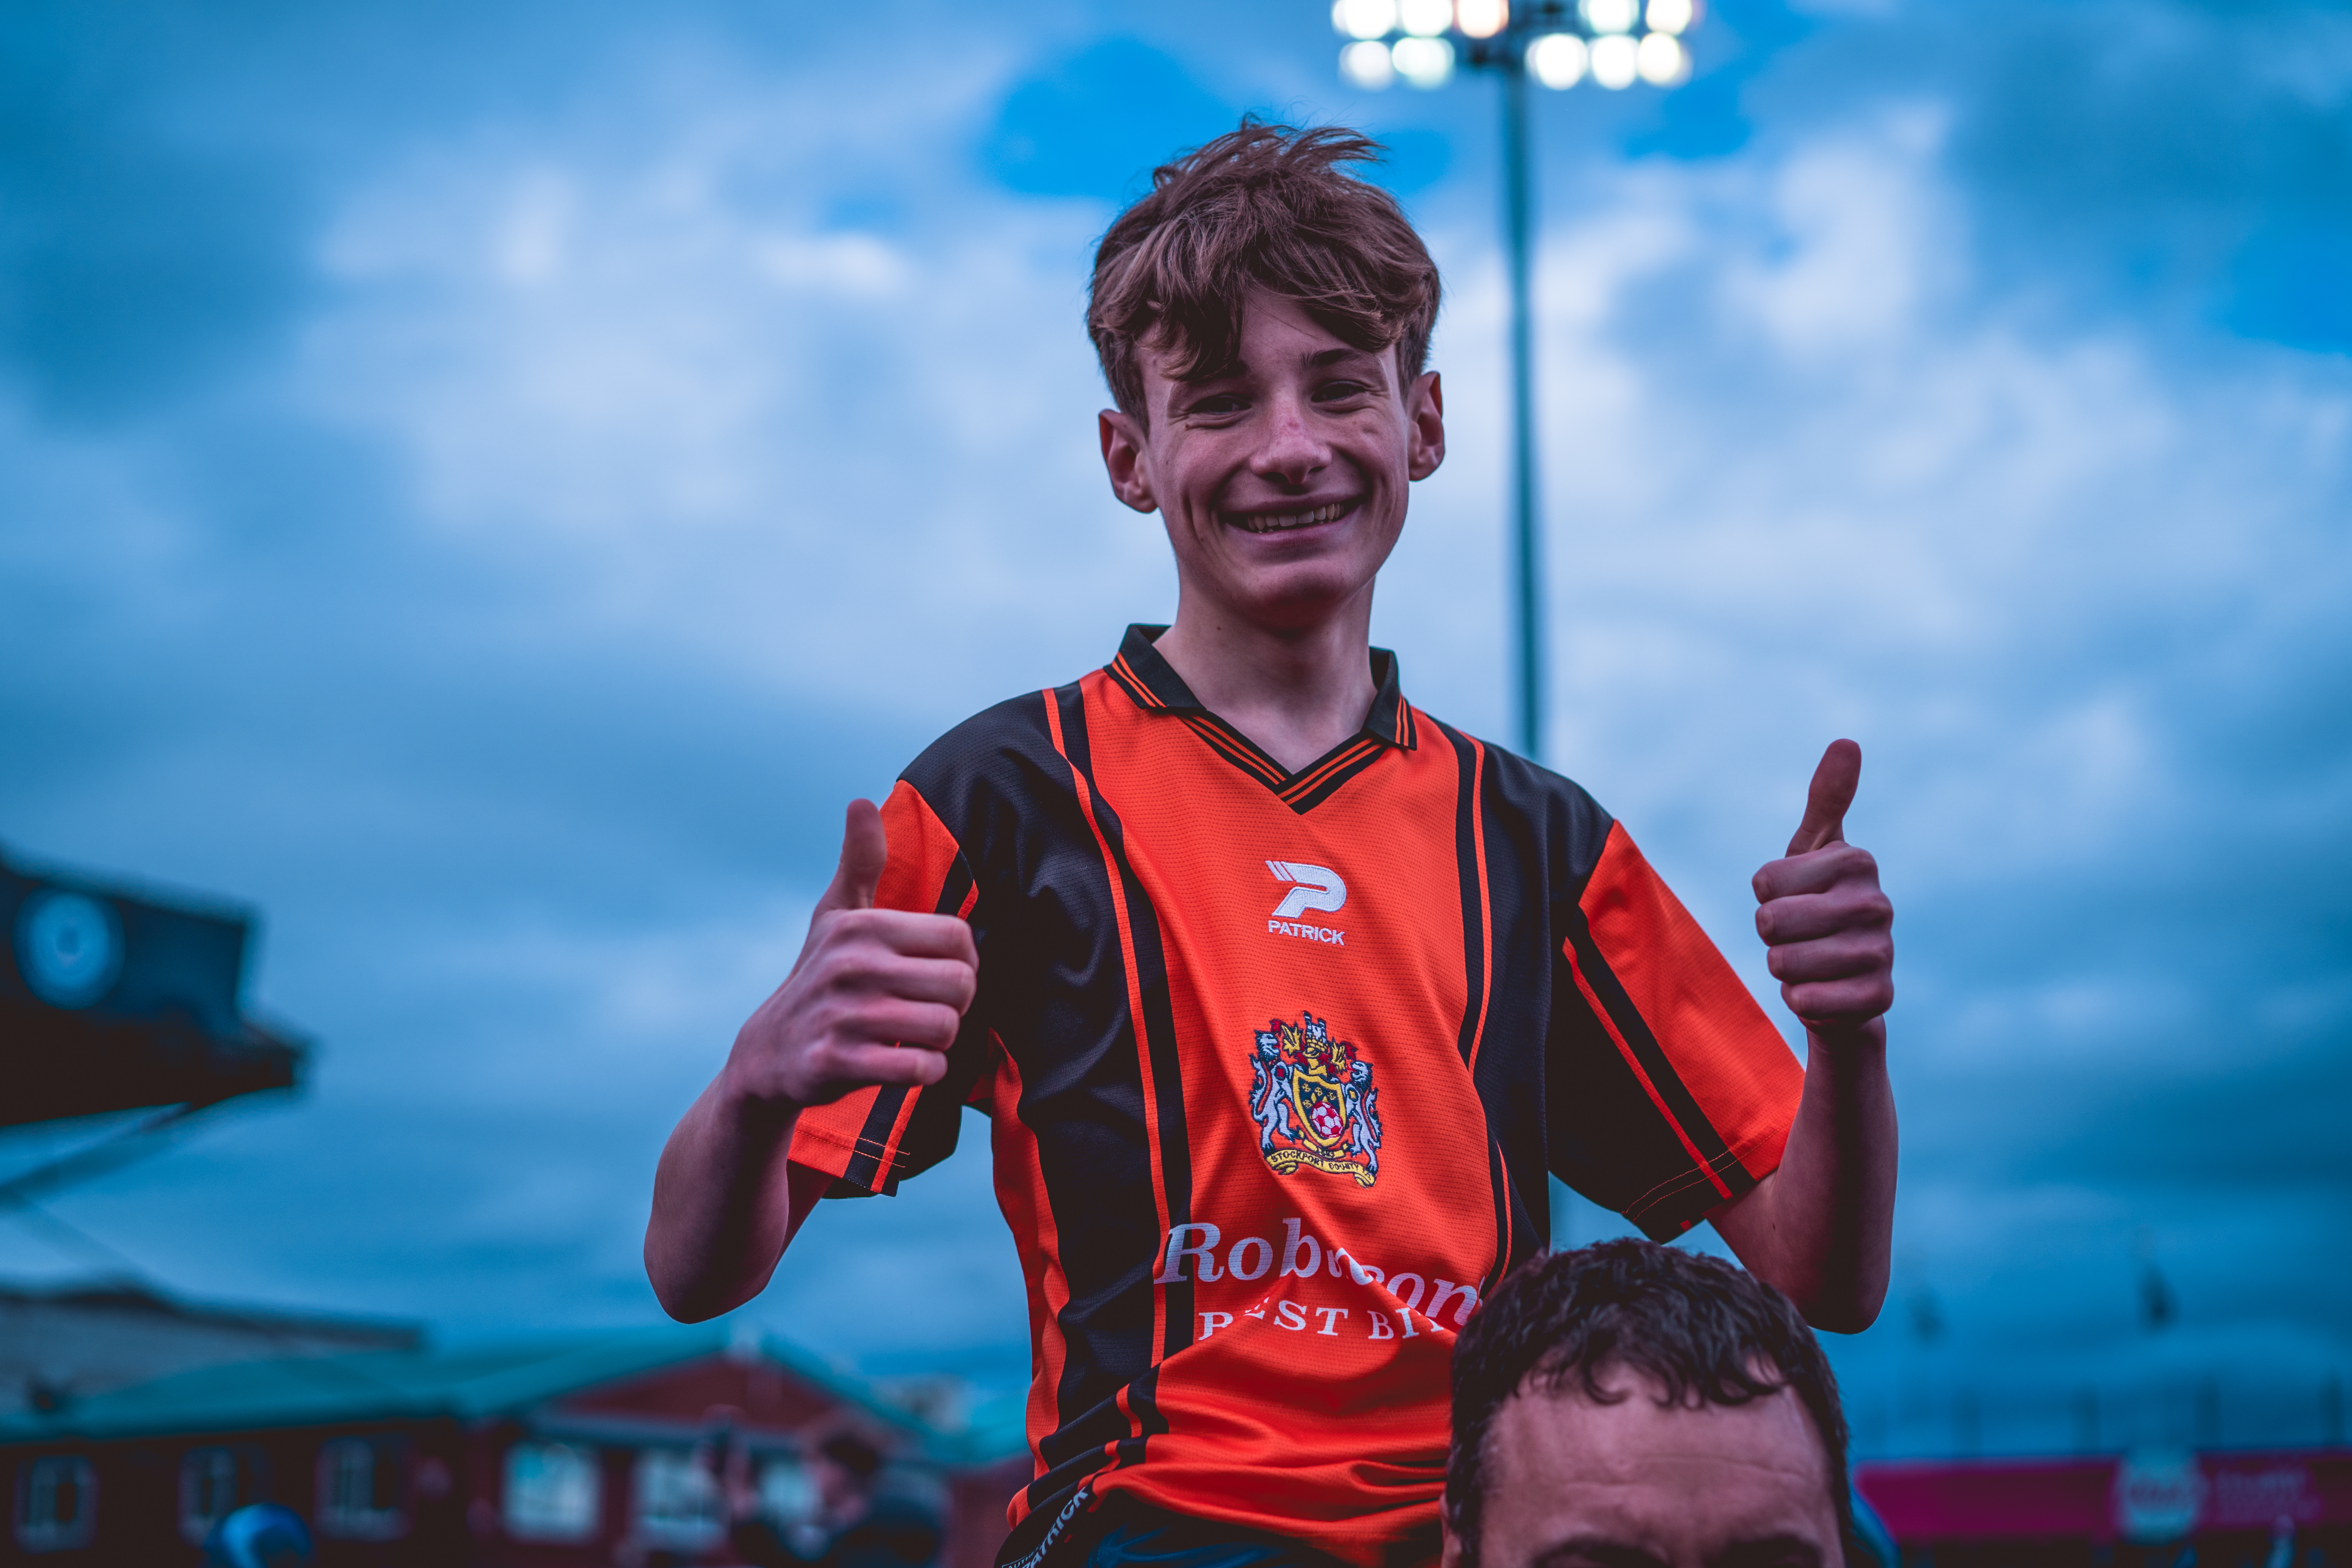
[1550,903,1758,1240]
[884,851,987,1187]
[1560,905,1738,1176]
[1054,683,1194,1465]
[1480,1135,1541,1291]
[1437,724,1556,1252]
[1014,683,1153,1509]
[895,684,1165,1520]
[1443,725,1488,1068]
[840,1089,904,1193]
[837,847,982,1192]
[1483,1136,1511,1288]
[1543,981,1739,1239]
[934,855,976,920]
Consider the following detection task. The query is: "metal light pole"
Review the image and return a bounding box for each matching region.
[1499,58,1541,761]
[1331,0,1703,762]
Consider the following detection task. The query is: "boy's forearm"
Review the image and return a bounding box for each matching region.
[643,798,976,1323]
[1713,1027,1896,1334]
[644,1072,802,1323]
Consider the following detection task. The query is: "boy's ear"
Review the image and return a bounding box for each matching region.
[1439,1514,1466,1568]
[1407,370,1446,481]
[1099,410,1159,514]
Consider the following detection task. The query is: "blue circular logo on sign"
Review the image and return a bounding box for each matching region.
[16,891,123,1009]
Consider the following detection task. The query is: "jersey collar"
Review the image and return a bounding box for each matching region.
[1106,623,1418,752]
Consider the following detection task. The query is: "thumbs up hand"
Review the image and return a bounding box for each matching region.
[1751,741,1895,1045]
[722,800,979,1112]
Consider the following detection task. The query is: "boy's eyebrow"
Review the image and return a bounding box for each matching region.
[1177,344,1382,386]
[1179,358,1250,386]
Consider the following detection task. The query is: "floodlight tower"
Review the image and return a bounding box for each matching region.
[1331,0,1701,763]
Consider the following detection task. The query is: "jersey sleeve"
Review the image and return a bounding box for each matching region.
[785,778,992,1197]
[1547,821,1804,1240]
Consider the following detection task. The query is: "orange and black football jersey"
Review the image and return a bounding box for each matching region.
[788,626,1803,1568]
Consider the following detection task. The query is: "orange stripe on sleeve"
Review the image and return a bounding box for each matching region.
[785,1089,878,1183]
[874,780,964,915]
[1579,824,1803,1185]
[785,780,971,1188]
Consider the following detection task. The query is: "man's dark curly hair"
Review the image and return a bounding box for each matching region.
[1087,120,1442,425]
[1446,1240,1852,1566]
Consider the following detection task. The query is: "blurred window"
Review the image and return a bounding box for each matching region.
[315,1436,409,1540]
[13,1455,97,1553]
[504,1441,603,1542]
[179,1446,252,1544]
[757,1453,817,1524]
[632,1448,723,1550]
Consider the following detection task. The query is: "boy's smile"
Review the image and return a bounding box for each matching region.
[1100,289,1444,631]
[1222,497,1359,535]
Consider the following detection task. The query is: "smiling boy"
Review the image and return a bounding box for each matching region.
[646,125,1896,1568]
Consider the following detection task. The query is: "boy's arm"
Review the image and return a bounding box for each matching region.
[1710,741,1898,1334]
[644,800,977,1323]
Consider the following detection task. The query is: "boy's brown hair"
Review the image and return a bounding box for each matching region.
[1088,121,1443,423]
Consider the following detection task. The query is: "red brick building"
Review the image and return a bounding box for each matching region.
[1,1324,1026,1566]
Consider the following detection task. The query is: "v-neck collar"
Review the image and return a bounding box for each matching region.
[1102,624,1418,814]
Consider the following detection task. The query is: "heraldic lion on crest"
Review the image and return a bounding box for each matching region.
[1248,1011,1381,1186]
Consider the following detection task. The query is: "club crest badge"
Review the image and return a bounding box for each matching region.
[1247,1011,1382,1187]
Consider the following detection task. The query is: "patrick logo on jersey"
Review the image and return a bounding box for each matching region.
[1265,860,1347,946]
[1249,1011,1382,1187]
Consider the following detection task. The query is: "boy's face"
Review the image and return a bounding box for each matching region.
[1099,289,1444,632]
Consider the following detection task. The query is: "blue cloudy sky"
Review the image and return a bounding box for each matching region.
[4,0,2348,1459]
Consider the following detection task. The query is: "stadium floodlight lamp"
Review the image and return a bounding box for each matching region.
[1588,31,1639,87]
[1579,0,1640,34]
[1334,0,1401,41]
[1457,0,1510,38]
[1399,0,1454,35]
[1340,38,1400,87]
[1527,32,1588,88]
[1645,0,1698,34]
[1634,29,1689,83]
[1391,34,1457,86]
[1334,0,1699,96]
[1320,0,1705,768]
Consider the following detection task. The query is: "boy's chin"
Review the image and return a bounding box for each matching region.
[1221,566,1382,629]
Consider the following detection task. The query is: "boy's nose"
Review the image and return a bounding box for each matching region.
[1251,399,1330,485]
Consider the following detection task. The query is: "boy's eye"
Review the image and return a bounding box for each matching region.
[1186,394,1248,417]
[1315,380,1373,402]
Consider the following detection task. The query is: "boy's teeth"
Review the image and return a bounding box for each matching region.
[1238,502,1345,533]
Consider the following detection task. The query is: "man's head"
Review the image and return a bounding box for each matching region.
[1090,123,1445,632]
[1445,1240,1853,1568]
[813,1430,883,1519]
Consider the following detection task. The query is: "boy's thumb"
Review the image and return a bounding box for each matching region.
[1786,740,1861,857]
[816,799,887,914]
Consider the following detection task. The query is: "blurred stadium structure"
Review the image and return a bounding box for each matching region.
[0,847,1027,1565]
[0,1290,1027,1565]
[1,846,305,1151]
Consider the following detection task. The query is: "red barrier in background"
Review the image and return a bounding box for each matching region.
[1857,1447,2352,1544]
